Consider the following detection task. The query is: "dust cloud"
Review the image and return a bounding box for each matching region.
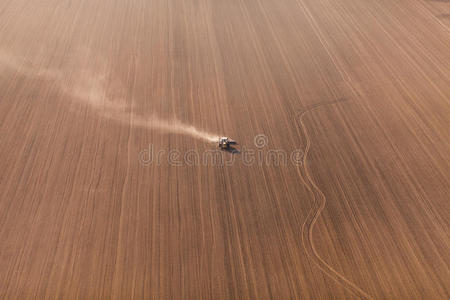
[0,50,220,143]
[133,116,220,142]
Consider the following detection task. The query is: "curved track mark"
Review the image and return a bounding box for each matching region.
[295,99,373,299]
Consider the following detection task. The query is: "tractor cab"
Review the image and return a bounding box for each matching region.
[218,137,237,149]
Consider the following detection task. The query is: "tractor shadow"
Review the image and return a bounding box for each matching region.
[222,146,240,154]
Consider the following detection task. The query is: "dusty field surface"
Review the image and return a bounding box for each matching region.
[0,0,449,299]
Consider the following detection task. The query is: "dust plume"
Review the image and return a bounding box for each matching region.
[0,50,220,143]
[132,116,220,142]
[66,64,220,143]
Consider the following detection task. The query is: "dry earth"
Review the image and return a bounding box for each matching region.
[0,0,449,299]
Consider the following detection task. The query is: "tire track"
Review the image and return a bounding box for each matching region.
[295,99,373,299]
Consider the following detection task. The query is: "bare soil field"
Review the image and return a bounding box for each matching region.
[0,0,449,299]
